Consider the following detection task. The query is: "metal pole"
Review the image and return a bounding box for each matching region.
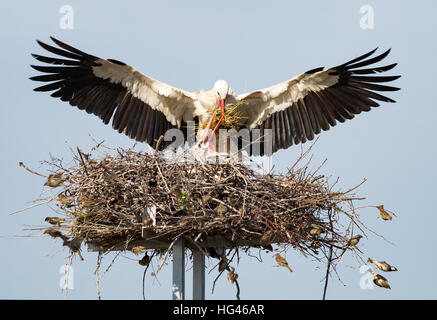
[192,249,205,300]
[172,238,185,300]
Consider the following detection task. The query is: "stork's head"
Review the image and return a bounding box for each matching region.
[213,80,229,109]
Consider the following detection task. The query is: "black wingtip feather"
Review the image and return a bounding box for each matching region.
[339,47,378,67]
[50,36,95,58]
[30,64,43,72]
[351,75,401,83]
[36,39,82,60]
[346,48,392,70]
[351,63,398,74]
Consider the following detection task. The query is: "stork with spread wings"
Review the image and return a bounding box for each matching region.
[30,37,400,155]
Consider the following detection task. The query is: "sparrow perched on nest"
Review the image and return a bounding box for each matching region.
[219,256,229,272]
[139,254,150,266]
[368,258,398,272]
[45,217,67,226]
[275,253,293,272]
[44,173,65,188]
[216,203,227,217]
[371,272,391,289]
[44,228,68,241]
[260,230,276,244]
[309,224,324,236]
[310,241,321,254]
[44,229,84,260]
[58,194,74,206]
[63,236,84,261]
[262,244,273,252]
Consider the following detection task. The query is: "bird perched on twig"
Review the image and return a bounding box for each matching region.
[58,194,73,207]
[309,224,324,236]
[219,256,229,272]
[260,230,278,244]
[216,203,227,217]
[139,253,150,266]
[262,244,273,252]
[376,205,393,221]
[347,235,363,247]
[207,248,221,260]
[275,253,293,272]
[227,267,238,284]
[63,236,84,261]
[371,272,391,289]
[44,229,84,260]
[78,195,100,207]
[310,241,321,254]
[45,217,67,226]
[44,173,65,188]
[44,228,68,241]
[368,258,398,272]
[131,246,148,255]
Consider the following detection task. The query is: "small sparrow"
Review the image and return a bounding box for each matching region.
[131,246,148,255]
[142,218,154,227]
[44,173,65,188]
[216,203,227,217]
[78,195,100,207]
[44,229,83,260]
[201,195,212,204]
[207,248,221,259]
[44,228,68,241]
[310,241,321,250]
[372,272,391,289]
[262,244,273,252]
[260,230,276,243]
[58,194,73,206]
[227,267,238,284]
[347,235,363,247]
[309,224,324,236]
[170,185,180,196]
[310,241,321,254]
[45,217,67,226]
[368,258,398,272]
[63,236,84,261]
[139,254,150,266]
[376,205,393,221]
[275,253,293,272]
[218,256,229,272]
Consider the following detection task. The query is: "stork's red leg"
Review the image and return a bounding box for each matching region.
[202,109,218,143]
[208,102,225,144]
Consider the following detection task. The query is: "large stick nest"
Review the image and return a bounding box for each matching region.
[23,141,367,258]
[16,139,395,298]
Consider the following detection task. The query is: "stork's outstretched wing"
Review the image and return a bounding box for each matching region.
[238,48,400,154]
[30,37,197,148]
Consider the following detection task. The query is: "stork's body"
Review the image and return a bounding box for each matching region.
[30,37,400,155]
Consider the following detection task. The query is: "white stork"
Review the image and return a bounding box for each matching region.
[30,37,400,155]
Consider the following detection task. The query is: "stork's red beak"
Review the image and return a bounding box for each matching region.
[219,99,225,110]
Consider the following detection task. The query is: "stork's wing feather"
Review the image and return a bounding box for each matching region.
[238,48,400,154]
[30,37,197,148]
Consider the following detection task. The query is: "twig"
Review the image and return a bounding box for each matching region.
[76,147,89,176]
[156,237,179,274]
[18,162,47,178]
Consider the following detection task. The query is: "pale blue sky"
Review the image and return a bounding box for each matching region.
[1,0,435,299]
